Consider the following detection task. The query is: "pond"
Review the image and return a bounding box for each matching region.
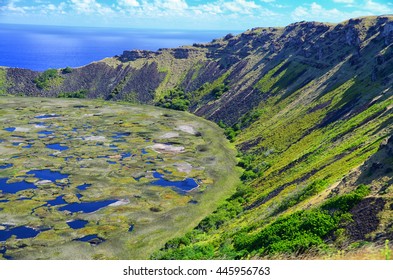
[74,234,105,245]
[46,144,69,151]
[112,132,131,139]
[67,219,89,229]
[0,178,37,194]
[0,163,13,170]
[121,152,132,159]
[34,114,60,119]
[26,169,69,182]
[151,172,198,193]
[0,246,11,259]
[46,195,67,206]
[0,225,41,242]
[38,130,54,135]
[77,183,92,191]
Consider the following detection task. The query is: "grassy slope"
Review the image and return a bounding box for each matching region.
[152,16,393,259]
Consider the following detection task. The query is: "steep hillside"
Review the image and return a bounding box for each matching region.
[1,15,393,259]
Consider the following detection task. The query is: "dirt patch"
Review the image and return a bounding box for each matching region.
[159,132,179,139]
[14,127,30,132]
[176,125,196,135]
[174,162,193,174]
[109,199,129,207]
[84,136,106,141]
[347,197,385,241]
[150,143,185,154]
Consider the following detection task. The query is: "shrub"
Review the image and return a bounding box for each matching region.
[234,209,336,255]
[156,88,190,111]
[58,89,87,99]
[61,67,73,74]
[234,185,371,256]
[34,69,61,89]
[211,84,229,99]
[321,184,370,214]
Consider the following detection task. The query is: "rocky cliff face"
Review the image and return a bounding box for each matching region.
[3,16,392,124]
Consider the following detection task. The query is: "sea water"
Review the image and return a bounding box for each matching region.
[0,24,234,71]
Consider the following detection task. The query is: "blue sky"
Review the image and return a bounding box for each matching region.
[0,0,392,30]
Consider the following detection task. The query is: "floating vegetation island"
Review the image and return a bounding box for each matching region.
[0,97,239,259]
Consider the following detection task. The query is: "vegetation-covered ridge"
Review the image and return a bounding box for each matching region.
[1,15,393,259]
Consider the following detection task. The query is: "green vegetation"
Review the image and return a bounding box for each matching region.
[189,72,231,102]
[254,60,287,93]
[0,68,8,95]
[58,89,87,99]
[155,185,370,259]
[156,87,190,111]
[217,120,240,142]
[385,240,391,260]
[152,187,246,260]
[61,67,73,74]
[275,180,328,214]
[33,69,63,89]
[211,83,229,99]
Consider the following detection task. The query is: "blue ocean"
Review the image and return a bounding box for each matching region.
[0,24,234,71]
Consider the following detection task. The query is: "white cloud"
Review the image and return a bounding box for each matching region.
[292,2,343,21]
[0,0,275,29]
[156,0,188,11]
[116,0,267,17]
[223,0,260,14]
[291,1,369,22]
[118,0,140,7]
[69,0,114,15]
[192,3,223,15]
[333,0,355,3]
[0,0,27,13]
[363,0,392,14]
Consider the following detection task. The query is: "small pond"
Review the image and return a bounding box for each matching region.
[0,178,37,194]
[0,225,41,242]
[46,195,67,206]
[77,183,92,191]
[27,169,69,182]
[46,144,69,151]
[67,219,88,229]
[34,114,60,119]
[0,163,13,170]
[74,234,105,245]
[112,132,131,139]
[38,130,54,135]
[151,172,198,193]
